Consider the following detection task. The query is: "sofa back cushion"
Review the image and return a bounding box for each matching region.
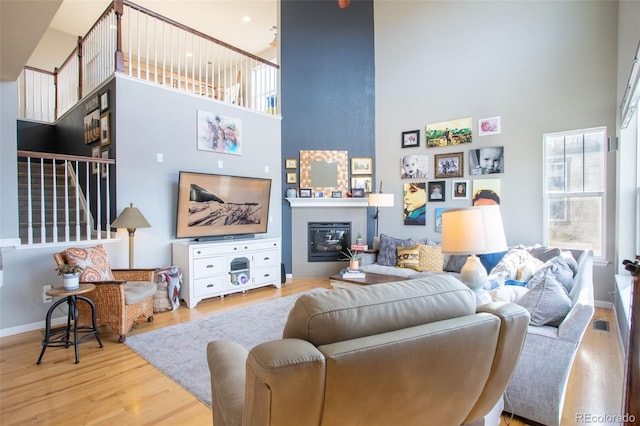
[283,275,475,346]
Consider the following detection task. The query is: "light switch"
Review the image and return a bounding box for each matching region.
[218,160,223,168]
[265,165,269,173]
[156,153,164,163]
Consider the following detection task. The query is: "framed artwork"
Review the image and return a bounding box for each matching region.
[84,109,100,144]
[351,157,372,175]
[351,176,373,193]
[285,158,297,169]
[100,149,109,178]
[331,191,342,198]
[286,172,297,184]
[472,178,501,206]
[91,146,100,175]
[300,150,349,196]
[434,152,463,178]
[434,208,450,233]
[425,117,472,148]
[197,110,242,155]
[315,191,324,198]
[100,90,109,112]
[85,95,99,113]
[401,154,428,179]
[427,181,446,202]
[351,188,365,198]
[403,182,426,226]
[452,180,470,199]
[100,112,110,146]
[469,146,504,175]
[299,188,312,198]
[478,116,501,136]
[401,130,420,148]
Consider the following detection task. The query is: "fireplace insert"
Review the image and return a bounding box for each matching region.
[308,222,351,262]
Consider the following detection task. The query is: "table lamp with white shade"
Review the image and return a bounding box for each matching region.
[441,205,507,291]
[111,203,151,269]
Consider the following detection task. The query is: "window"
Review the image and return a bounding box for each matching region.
[543,127,606,257]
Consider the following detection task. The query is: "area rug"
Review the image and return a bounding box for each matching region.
[125,290,324,407]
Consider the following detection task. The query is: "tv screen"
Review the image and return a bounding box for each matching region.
[176,171,271,239]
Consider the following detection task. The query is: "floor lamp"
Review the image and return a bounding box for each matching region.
[368,193,394,237]
[111,203,151,269]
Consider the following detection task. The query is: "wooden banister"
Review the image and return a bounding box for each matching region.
[17,150,115,165]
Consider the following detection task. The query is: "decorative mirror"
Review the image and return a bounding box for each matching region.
[300,150,349,197]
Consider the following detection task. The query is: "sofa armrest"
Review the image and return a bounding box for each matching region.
[112,268,158,281]
[558,302,594,343]
[207,341,249,426]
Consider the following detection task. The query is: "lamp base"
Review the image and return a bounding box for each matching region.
[460,255,487,291]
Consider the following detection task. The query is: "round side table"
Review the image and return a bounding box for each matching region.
[36,283,103,364]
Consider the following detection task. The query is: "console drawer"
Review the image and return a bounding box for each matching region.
[254,265,280,285]
[193,257,227,277]
[253,250,280,268]
[193,276,227,297]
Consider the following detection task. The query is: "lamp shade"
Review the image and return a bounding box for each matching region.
[368,193,394,207]
[441,206,507,255]
[111,203,151,229]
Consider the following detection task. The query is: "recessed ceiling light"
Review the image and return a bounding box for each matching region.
[242,16,251,23]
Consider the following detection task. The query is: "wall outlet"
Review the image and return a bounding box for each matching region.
[43,285,52,303]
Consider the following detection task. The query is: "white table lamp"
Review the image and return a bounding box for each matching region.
[441,206,507,291]
[111,203,151,269]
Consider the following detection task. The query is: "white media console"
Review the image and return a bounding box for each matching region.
[172,237,281,308]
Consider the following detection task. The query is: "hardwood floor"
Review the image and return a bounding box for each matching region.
[0,278,624,425]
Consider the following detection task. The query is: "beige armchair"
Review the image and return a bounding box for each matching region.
[54,250,157,343]
[207,275,530,426]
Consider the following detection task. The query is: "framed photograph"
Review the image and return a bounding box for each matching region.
[401,130,420,148]
[100,112,110,146]
[403,182,426,226]
[426,117,472,148]
[100,90,109,112]
[286,172,297,184]
[427,181,446,202]
[452,180,470,199]
[434,152,463,179]
[299,188,312,198]
[197,110,242,155]
[91,146,100,175]
[331,191,342,198]
[315,191,324,198]
[472,178,501,206]
[401,154,428,179]
[478,116,501,136]
[351,157,372,175]
[285,158,297,169]
[351,188,365,198]
[351,176,373,193]
[100,149,109,178]
[84,109,100,144]
[469,146,504,175]
[434,208,450,233]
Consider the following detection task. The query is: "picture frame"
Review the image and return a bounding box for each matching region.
[403,182,426,226]
[285,158,297,169]
[434,208,450,233]
[351,188,365,198]
[478,116,501,136]
[84,109,100,144]
[427,181,446,202]
[401,154,429,179]
[434,152,464,178]
[315,191,324,198]
[426,117,473,148]
[91,146,100,175]
[351,157,372,175]
[331,191,342,198]
[299,188,312,198]
[196,110,242,155]
[351,176,373,193]
[452,180,470,199]
[469,146,504,175]
[401,130,420,148]
[100,90,109,112]
[100,149,109,178]
[100,112,110,146]
[286,172,297,184]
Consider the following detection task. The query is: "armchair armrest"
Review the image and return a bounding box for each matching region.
[207,340,249,426]
[112,268,158,281]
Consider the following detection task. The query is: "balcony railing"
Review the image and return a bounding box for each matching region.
[17,0,279,122]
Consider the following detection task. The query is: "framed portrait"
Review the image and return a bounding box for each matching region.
[84,109,100,144]
[285,158,297,169]
[100,90,109,112]
[434,152,464,179]
[351,188,365,198]
[401,130,420,148]
[286,172,297,184]
[331,191,342,198]
[425,117,472,148]
[351,157,372,175]
[100,112,110,146]
[197,110,242,155]
[401,154,428,179]
[469,146,504,175]
[452,180,470,199]
[403,182,426,226]
[299,188,312,198]
[351,176,373,193]
[315,191,324,198]
[472,178,501,206]
[91,146,100,175]
[478,116,501,136]
[427,181,446,202]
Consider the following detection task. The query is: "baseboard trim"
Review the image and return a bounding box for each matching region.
[0,316,67,338]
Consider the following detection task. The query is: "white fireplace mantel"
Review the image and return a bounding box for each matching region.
[286,197,370,208]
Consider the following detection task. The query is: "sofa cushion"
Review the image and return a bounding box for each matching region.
[396,246,421,270]
[65,244,115,282]
[516,269,572,326]
[283,275,475,346]
[378,234,414,266]
[124,281,157,304]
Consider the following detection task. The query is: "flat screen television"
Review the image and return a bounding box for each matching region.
[176,171,271,240]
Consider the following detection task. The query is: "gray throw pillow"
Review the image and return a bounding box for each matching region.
[528,245,562,263]
[377,234,414,266]
[528,255,575,293]
[444,255,468,273]
[517,270,572,327]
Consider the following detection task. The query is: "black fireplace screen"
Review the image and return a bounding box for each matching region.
[308,222,351,262]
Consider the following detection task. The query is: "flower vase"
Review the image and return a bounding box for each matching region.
[63,273,80,290]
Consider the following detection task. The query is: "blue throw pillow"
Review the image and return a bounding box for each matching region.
[505,279,527,287]
[478,251,507,274]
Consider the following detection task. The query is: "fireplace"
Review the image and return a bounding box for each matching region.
[308,222,351,262]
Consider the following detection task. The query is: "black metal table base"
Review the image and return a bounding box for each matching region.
[37,294,103,364]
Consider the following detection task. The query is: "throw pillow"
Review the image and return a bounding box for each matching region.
[486,248,532,287]
[516,257,544,281]
[396,246,421,271]
[65,244,115,282]
[378,234,414,267]
[490,285,529,303]
[415,244,444,272]
[528,255,575,293]
[517,269,572,327]
[528,245,562,263]
[444,255,467,273]
[478,251,507,274]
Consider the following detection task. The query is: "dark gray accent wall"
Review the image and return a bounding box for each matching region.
[280,0,375,273]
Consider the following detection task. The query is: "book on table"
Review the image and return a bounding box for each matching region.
[340,268,365,278]
[350,244,368,251]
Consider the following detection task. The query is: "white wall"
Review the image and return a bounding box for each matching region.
[373,0,618,301]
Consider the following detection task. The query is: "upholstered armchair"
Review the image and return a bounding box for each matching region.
[53,245,158,343]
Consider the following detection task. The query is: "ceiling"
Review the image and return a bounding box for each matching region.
[1,0,278,81]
